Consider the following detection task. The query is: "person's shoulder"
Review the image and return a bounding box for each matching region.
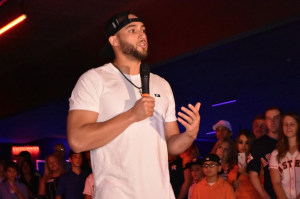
[60,170,72,179]
[252,134,269,146]
[219,177,231,187]
[15,180,27,188]
[0,181,6,187]
[79,63,112,79]
[271,149,278,156]
[150,73,170,85]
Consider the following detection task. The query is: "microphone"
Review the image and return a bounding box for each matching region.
[140,63,150,97]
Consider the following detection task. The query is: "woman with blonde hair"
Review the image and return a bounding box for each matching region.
[38,154,65,199]
[211,137,234,180]
[270,112,300,199]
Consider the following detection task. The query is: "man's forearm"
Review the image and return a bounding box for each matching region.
[167,133,195,156]
[67,109,136,153]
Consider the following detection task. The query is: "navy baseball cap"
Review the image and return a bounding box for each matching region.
[100,11,144,57]
[201,154,221,165]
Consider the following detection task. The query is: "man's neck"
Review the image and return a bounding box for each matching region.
[7,178,15,185]
[113,57,141,75]
[206,175,218,183]
[72,166,81,175]
[268,131,279,140]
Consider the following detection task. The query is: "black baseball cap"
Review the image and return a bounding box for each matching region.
[100,11,144,57]
[14,151,31,160]
[201,154,221,165]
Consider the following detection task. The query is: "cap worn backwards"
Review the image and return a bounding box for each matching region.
[100,11,144,57]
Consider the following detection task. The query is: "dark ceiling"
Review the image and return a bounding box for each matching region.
[1,0,300,143]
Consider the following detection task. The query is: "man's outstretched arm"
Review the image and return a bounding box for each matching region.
[165,103,201,156]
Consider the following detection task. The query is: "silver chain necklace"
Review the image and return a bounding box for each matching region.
[112,63,142,95]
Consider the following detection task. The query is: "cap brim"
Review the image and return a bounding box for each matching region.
[213,124,230,131]
[99,42,114,57]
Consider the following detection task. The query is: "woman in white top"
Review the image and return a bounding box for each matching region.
[270,112,300,199]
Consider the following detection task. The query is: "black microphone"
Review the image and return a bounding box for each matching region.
[140,63,150,97]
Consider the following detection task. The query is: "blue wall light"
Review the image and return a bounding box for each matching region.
[212,100,236,107]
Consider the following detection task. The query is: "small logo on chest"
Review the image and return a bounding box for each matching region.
[171,164,177,170]
[154,94,160,97]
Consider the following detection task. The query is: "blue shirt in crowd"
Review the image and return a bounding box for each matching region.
[56,170,89,199]
[0,180,28,199]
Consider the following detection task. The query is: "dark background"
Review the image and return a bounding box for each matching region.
[1,0,300,165]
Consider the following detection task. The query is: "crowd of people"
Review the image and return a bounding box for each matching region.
[169,106,300,199]
[0,144,92,199]
[0,106,299,199]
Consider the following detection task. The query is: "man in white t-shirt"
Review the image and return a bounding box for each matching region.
[67,11,201,199]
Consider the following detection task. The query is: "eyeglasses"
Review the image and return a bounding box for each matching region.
[202,163,220,168]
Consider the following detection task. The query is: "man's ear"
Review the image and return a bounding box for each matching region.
[109,36,119,47]
[68,158,72,163]
[229,131,233,137]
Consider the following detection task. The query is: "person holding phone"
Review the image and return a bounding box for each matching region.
[227,130,260,199]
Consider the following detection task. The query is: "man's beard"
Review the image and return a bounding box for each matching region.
[119,40,148,60]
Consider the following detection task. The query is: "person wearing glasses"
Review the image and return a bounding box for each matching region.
[191,154,235,199]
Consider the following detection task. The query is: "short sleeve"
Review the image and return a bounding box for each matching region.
[165,82,177,122]
[247,142,261,173]
[83,174,92,195]
[69,69,102,113]
[269,150,279,169]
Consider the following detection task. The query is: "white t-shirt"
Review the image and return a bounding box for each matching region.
[188,181,197,199]
[69,63,176,199]
[269,149,300,199]
[83,173,94,198]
